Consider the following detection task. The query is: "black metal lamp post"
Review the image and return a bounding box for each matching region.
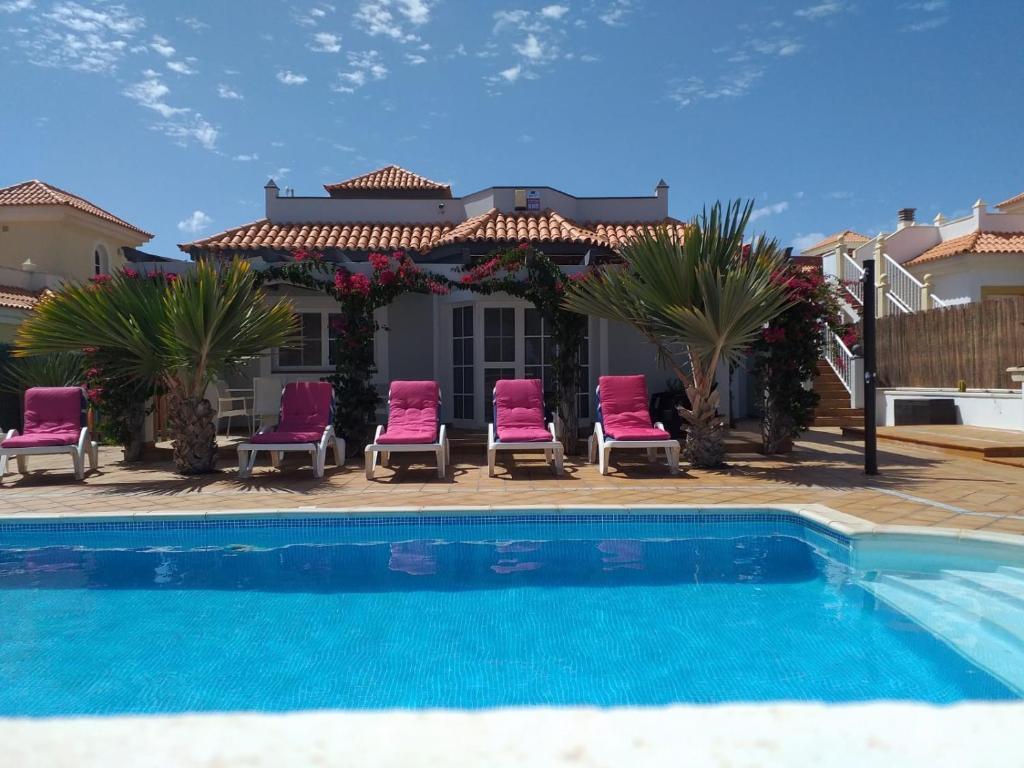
[859,259,879,475]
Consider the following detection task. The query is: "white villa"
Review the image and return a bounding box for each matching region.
[0,180,154,342]
[178,166,722,429]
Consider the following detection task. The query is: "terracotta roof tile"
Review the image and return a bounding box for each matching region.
[434,209,609,249]
[179,219,454,253]
[907,230,1024,266]
[0,285,45,311]
[323,165,452,196]
[996,191,1024,211]
[800,230,871,254]
[0,180,152,237]
[587,219,687,249]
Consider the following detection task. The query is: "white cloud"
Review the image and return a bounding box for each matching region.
[599,0,633,27]
[177,210,213,234]
[515,33,545,60]
[354,0,432,43]
[166,59,197,75]
[669,67,765,106]
[17,1,144,73]
[333,143,356,152]
[123,75,187,118]
[906,15,948,31]
[295,3,335,26]
[277,70,308,85]
[792,232,826,252]
[178,16,208,32]
[150,34,174,57]
[405,53,427,65]
[310,31,342,52]
[499,64,521,82]
[156,114,218,151]
[272,167,291,179]
[0,0,34,11]
[541,5,569,19]
[233,153,259,161]
[795,2,846,20]
[750,201,790,222]
[750,38,803,57]
[332,50,388,92]
[903,2,949,32]
[217,83,243,100]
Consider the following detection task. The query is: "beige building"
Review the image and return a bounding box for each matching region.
[0,180,152,341]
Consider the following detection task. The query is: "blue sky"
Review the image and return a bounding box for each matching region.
[2,0,1022,258]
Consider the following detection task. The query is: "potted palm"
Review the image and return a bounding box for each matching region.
[563,200,794,468]
[14,259,296,474]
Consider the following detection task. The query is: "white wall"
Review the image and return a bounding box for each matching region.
[877,388,1024,430]
[908,253,1024,305]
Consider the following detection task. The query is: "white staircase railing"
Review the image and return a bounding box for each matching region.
[882,253,927,313]
[839,251,864,304]
[821,330,864,408]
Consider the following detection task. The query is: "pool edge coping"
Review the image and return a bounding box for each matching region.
[1,503,1022,551]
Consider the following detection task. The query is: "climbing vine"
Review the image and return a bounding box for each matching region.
[254,249,450,453]
[748,268,850,454]
[456,244,589,452]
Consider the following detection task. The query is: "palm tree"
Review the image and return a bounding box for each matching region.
[562,200,794,467]
[14,259,296,474]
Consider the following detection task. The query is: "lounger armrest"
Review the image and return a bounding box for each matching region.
[547,422,558,442]
[487,423,495,447]
[318,424,335,450]
[654,421,666,431]
[372,424,384,443]
[593,421,605,443]
[3,428,18,441]
[438,423,447,446]
[254,424,274,436]
[77,426,90,453]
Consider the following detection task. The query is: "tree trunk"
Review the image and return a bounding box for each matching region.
[166,392,217,474]
[760,390,795,455]
[679,376,726,468]
[121,402,147,462]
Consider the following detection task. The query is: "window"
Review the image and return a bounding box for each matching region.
[277,313,324,368]
[93,245,109,275]
[452,306,474,420]
[523,308,590,418]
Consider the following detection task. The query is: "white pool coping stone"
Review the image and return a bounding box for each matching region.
[3,703,1023,768]
[3,503,1024,767]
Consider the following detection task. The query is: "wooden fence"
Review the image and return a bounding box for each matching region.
[877,297,1024,389]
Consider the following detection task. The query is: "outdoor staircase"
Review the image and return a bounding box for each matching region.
[812,361,863,428]
[860,566,1024,695]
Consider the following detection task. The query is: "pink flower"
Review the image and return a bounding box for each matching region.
[569,271,589,282]
[460,273,475,285]
[517,242,531,251]
[122,267,139,279]
[334,268,351,292]
[165,273,178,283]
[369,252,390,270]
[349,272,371,296]
[427,280,449,295]
[89,274,112,284]
[391,251,406,261]
[762,327,786,344]
[378,268,395,286]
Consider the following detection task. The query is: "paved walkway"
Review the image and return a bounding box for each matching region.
[1,428,1023,535]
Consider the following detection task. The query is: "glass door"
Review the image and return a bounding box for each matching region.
[451,305,474,422]
[482,307,517,424]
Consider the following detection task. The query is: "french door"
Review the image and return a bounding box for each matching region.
[449,303,590,426]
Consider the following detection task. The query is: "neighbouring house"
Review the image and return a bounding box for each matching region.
[0,180,153,341]
[809,194,1024,431]
[178,165,734,429]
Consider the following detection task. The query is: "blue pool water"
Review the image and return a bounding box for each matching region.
[0,512,1017,716]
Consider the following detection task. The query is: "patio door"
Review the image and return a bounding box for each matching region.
[482,307,517,424]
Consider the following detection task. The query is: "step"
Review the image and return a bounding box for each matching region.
[812,416,864,427]
[862,575,1024,694]
[944,570,1024,610]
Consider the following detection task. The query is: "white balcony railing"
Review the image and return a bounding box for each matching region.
[883,253,926,313]
[839,251,864,304]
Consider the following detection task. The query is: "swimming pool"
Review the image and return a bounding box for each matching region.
[0,509,1021,715]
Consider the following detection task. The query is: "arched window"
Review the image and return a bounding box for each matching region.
[93,244,110,275]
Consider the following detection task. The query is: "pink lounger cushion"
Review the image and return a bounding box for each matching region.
[497,426,553,443]
[2,387,85,448]
[598,375,670,441]
[377,380,439,445]
[2,431,80,448]
[249,382,332,444]
[249,430,325,445]
[494,379,551,442]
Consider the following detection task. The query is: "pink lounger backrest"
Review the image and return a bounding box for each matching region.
[598,375,655,433]
[278,382,333,431]
[23,387,84,435]
[494,379,545,431]
[388,380,440,437]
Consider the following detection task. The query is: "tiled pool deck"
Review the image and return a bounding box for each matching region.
[2,428,1023,535]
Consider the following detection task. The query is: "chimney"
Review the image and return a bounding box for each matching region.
[264,179,279,217]
[655,179,669,212]
[897,208,916,230]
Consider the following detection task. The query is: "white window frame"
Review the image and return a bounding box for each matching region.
[93,243,110,276]
[272,306,387,380]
